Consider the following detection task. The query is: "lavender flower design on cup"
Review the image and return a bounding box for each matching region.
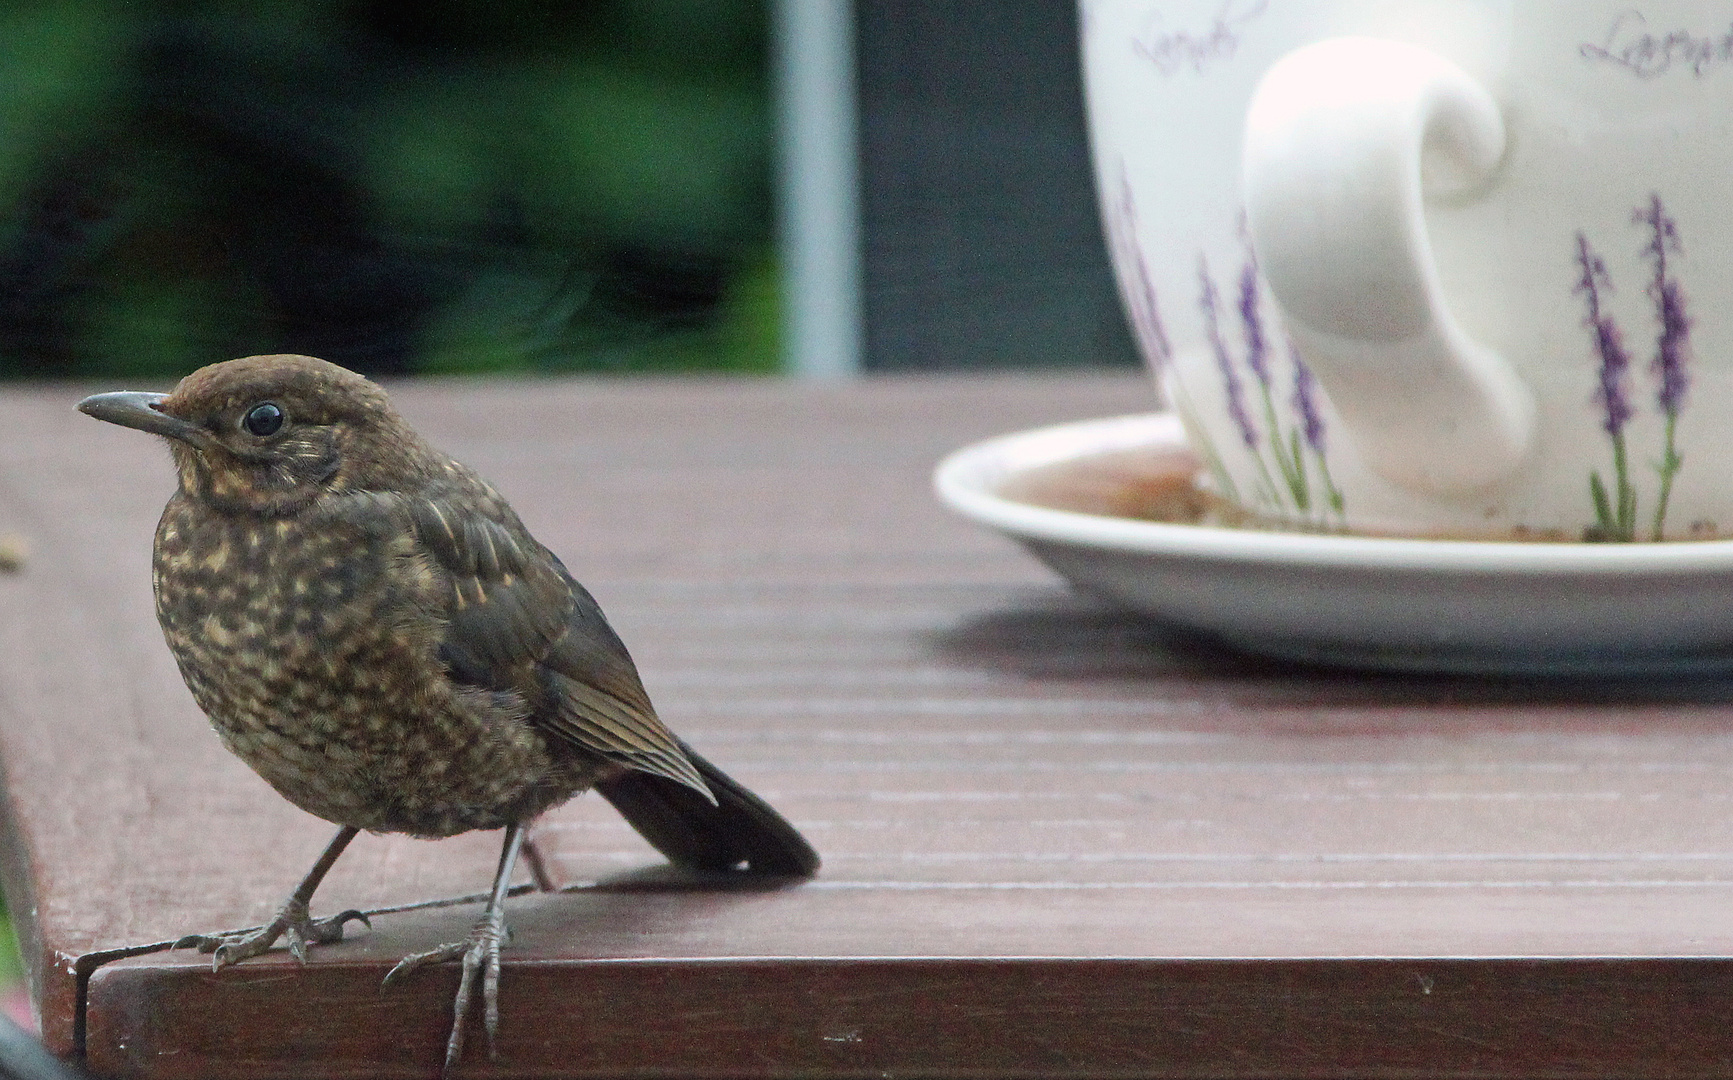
[1104,165,1235,500]
[1289,342,1339,513]
[1105,170,1343,527]
[1198,243,1344,524]
[1576,194,1693,541]
[1198,259,1258,453]
[1575,234,1636,539]
[1640,194,1691,537]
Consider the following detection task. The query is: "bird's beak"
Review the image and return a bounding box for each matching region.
[76,391,205,444]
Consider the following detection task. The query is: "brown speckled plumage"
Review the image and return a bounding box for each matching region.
[79,354,817,1074]
[153,487,582,837]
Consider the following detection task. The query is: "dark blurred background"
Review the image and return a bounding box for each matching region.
[0,0,781,379]
[0,0,1134,380]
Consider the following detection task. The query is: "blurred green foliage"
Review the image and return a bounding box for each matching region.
[0,0,779,379]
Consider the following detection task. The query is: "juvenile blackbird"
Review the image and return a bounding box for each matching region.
[78,355,818,1073]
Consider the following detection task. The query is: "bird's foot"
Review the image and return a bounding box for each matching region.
[382,907,511,1074]
[173,896,370,970]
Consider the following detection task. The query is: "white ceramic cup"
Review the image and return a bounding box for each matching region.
[1082,1,1733,539]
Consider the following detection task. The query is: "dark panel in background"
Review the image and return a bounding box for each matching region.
[856,0,1139,371]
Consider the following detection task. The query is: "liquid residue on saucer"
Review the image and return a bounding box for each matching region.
[996,448,1250,527]
[996,447,1729,542]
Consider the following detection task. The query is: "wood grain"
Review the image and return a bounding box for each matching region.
[3,373,1733,1077]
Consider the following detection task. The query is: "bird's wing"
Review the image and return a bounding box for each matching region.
[536,573,710,798]
[389,489,709,797]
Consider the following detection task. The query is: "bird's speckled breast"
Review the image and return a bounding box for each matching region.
[152,493,582,836]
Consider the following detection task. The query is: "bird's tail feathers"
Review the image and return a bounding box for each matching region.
[594,741,819,877]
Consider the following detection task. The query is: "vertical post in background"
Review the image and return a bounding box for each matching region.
[772,0,862,378]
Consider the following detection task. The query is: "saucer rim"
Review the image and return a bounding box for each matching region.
[933,412,1733,576]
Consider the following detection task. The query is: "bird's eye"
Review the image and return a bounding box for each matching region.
[242,402,285,438]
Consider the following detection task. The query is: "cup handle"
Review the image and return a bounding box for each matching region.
[1243,36,1534,494]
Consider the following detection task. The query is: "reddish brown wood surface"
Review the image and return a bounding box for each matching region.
[3,373,1733,1078]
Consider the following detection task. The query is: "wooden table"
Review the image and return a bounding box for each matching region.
[3,372,1733,1079]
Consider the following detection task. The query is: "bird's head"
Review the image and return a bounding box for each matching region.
[78,355,439,514]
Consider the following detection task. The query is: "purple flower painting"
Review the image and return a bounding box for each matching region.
[1103,176,1344,527]
[1575,232,1637,540]
[1290,345,1326,454]
[1105,165,1237,503]
[1289,343,1343,516]
[1105,169,1173,371]
[1198,255,1259,452]
[1237,256,1270,387]
[1575,194,1694,541]
[1196,239,1344,525]
[1638,194,1690,538]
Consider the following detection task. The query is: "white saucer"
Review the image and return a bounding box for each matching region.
[934,412,1733,675]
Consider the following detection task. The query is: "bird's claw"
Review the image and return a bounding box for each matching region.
[382,909,511,1074]
[173,898,370,971]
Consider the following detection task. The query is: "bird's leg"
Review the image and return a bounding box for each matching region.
[520,832,556,892]
[384,822,526,1074]
[174,825,370,969]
